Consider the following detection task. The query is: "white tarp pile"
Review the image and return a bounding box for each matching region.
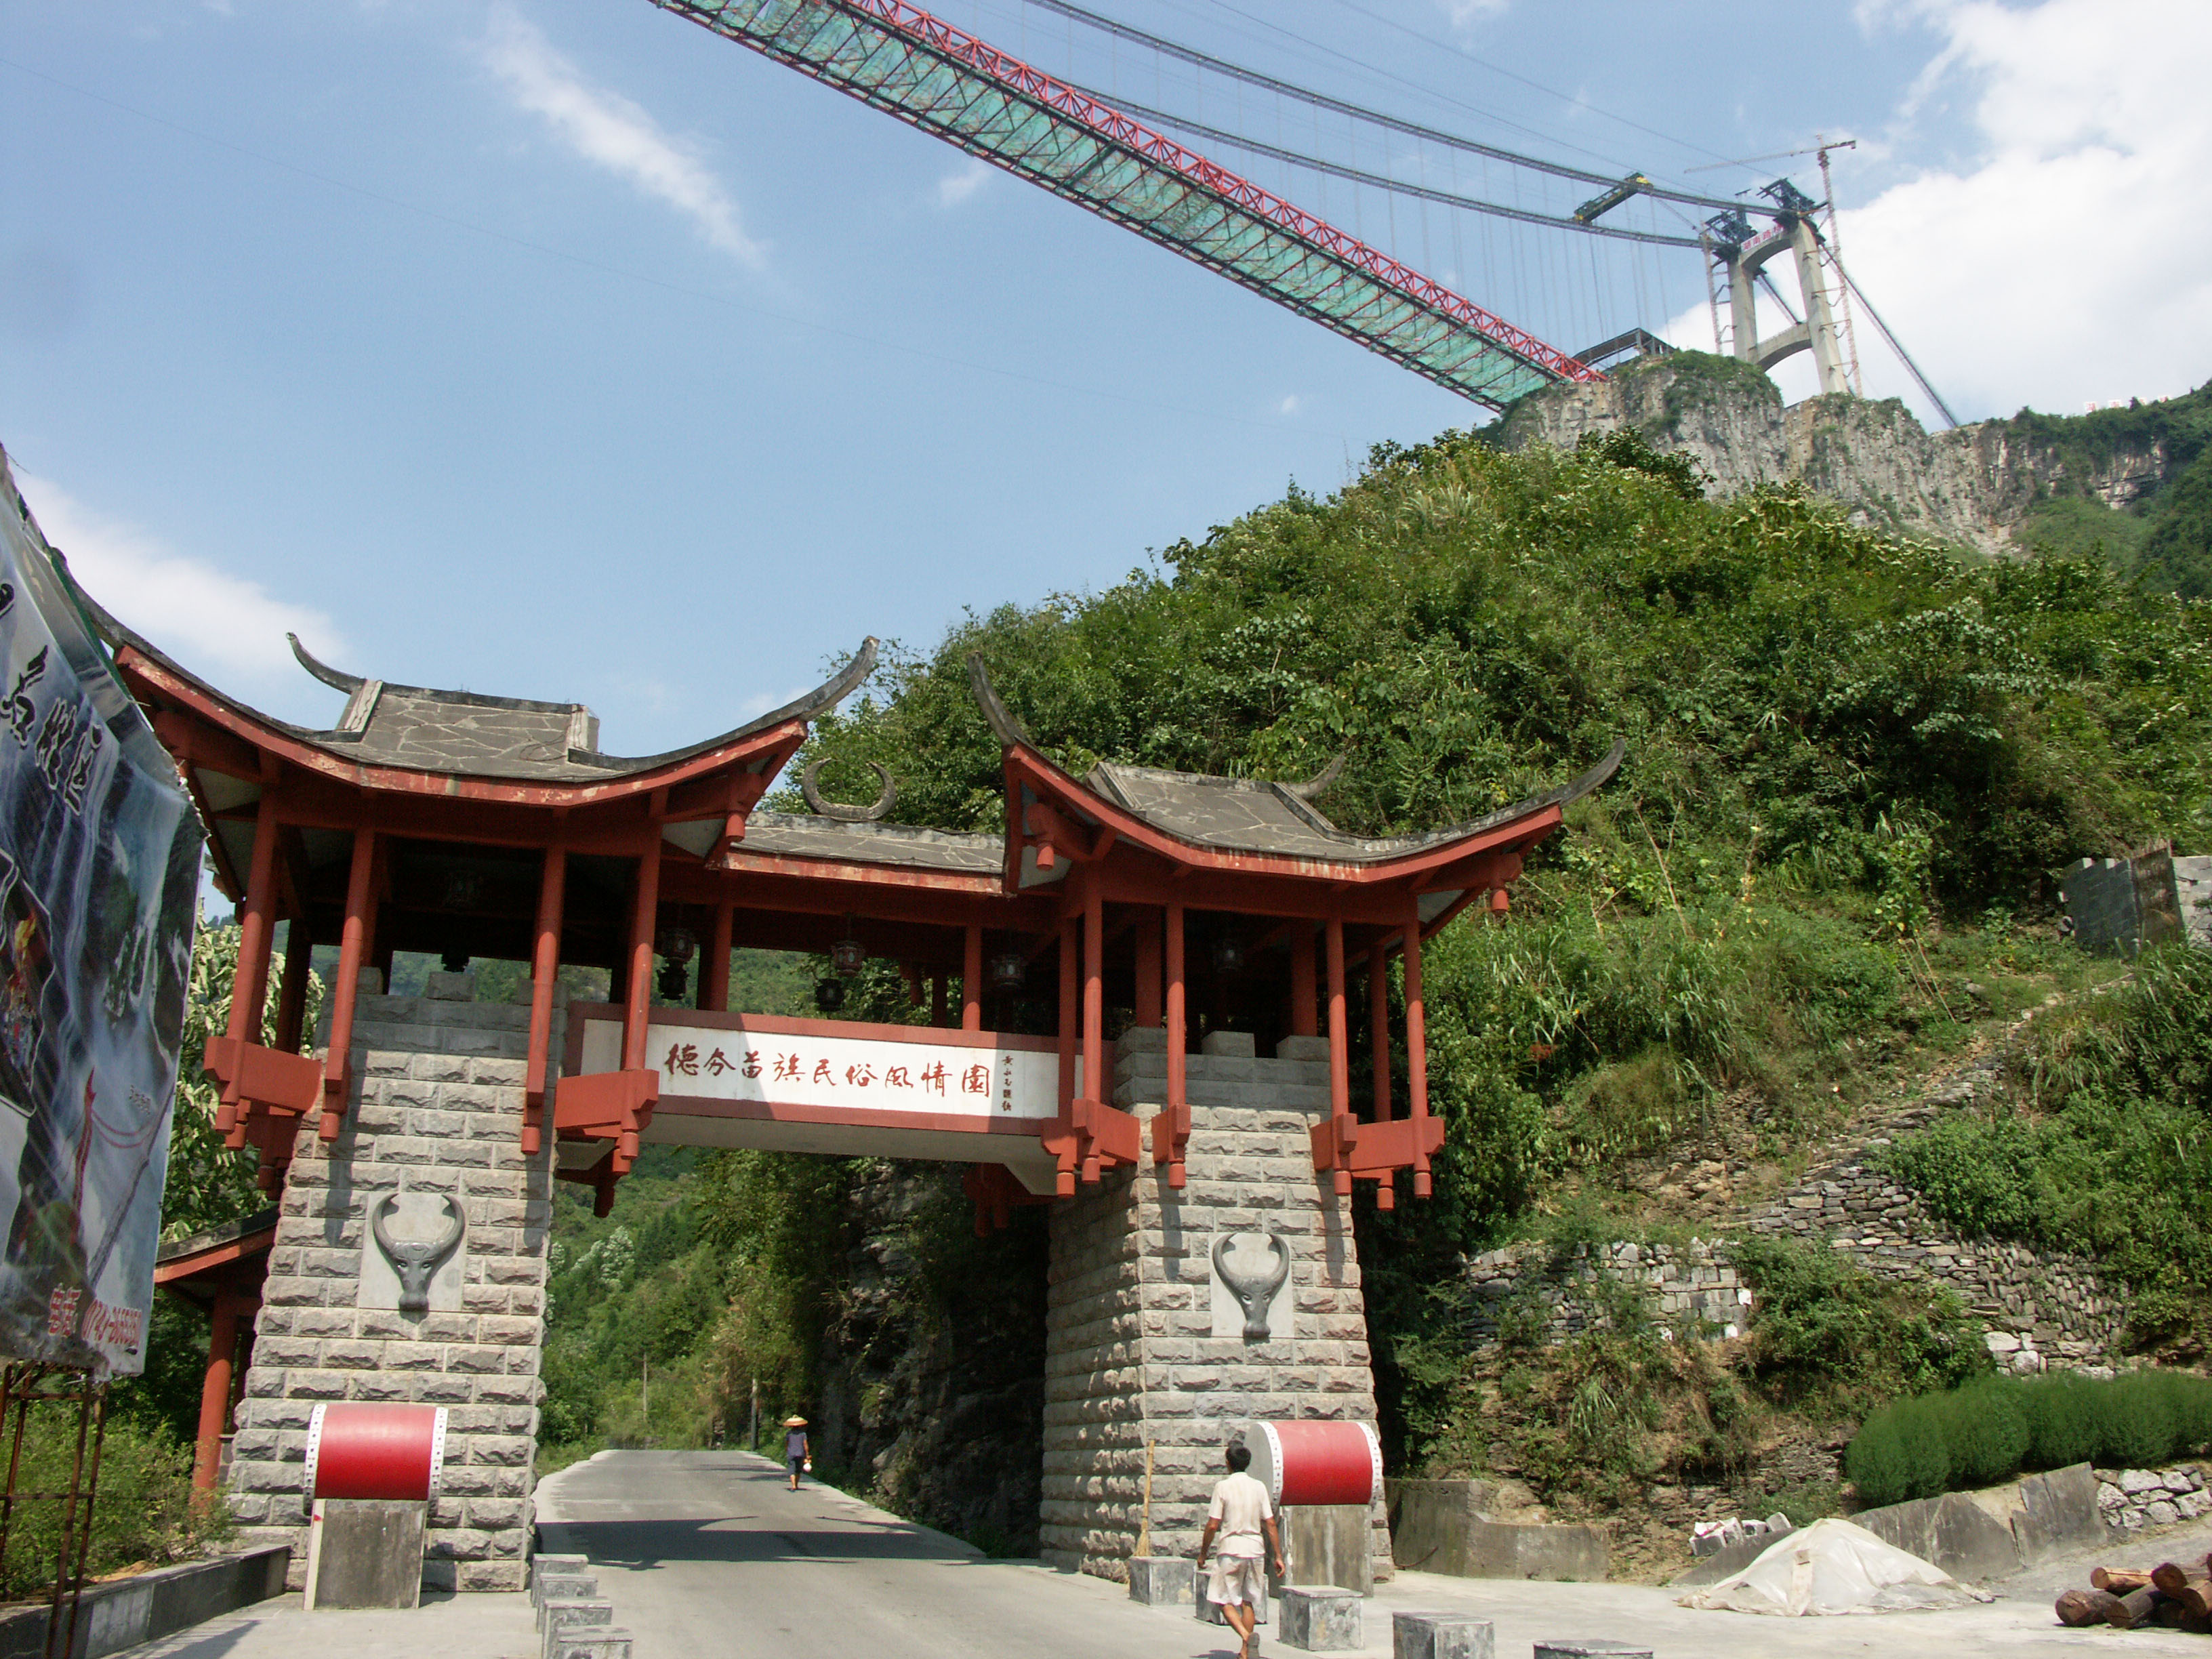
[1678,1518,1993,1616]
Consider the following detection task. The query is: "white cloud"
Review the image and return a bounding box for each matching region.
[481,8,765,267]
[1275,394,1304,417]
[935,159,993,208]
[1437,0,1508,26]
[1675,0,2212,423]
[12,473,345,686]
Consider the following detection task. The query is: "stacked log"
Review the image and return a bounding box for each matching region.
[2057,1553,2212,1633]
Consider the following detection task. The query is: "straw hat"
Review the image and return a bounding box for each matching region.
[783,1416,808,1427]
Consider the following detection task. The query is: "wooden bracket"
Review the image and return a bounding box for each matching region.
[1069,1096,1142,1181]
[1149,1101,1191,1189]
[552,1068,660,1179]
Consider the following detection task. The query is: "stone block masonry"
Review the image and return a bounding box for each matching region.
[225,972,555,1592]
[1040,1028,1392,1582]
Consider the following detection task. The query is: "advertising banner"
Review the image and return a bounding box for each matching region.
[0,454,203,1376]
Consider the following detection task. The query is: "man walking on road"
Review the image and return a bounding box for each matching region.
[783,1416,811,1490]
[1196,1441,1286,1659]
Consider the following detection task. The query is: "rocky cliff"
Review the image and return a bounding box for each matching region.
[1493,352,2179,558]
[808,1164,1049,1555]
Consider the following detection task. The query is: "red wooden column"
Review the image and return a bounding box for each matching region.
[1133,912,1162,1029]
[271,920,312,1055]
[930,975,947,1029]
[1402,902,1432,1197]
[1155,902,1187,1187]
[1054,918,1078,1196]
[522,846,567,1157]
[700,899,733,1013]
[213,793,282,1141]
[1079,876,1105,1185]
[1368,942,1396,1210]
[1290,927,1318,1039]
[962,924,984,1032]
[622,838,661,1073]
[319,828,377,1142]
[191,1295,243,1493]
[1324,917,1351,1196]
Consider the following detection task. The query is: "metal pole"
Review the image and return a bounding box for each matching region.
[47,1374,94,1659]
[1818,140,1864,396]
[59,1385,106,1659]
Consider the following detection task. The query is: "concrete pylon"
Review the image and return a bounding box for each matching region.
[1723,216,1850,397]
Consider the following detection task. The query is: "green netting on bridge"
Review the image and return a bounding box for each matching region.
[655,0,1599,409]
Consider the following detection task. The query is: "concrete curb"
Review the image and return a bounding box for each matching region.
[0,1547,290,1659]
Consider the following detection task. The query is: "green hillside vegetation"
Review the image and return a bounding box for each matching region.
[766,424,2212,1536]
[2007,380,2212,596]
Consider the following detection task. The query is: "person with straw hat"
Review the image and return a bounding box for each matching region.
[782,1416,811,1490]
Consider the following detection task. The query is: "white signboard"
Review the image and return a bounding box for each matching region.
[572,1013,1086,1122]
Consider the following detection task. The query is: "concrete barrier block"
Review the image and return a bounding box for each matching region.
[539,1597,613,1647]
[1127,1556,1195,1605]
[547,1630,632,1659]
[1391,1610,1494,1659]
[2014,1462,2108,1561]
[1533,1644,1651,1659]
[1279,1585,1361,1651]
[531,1572,598,1611]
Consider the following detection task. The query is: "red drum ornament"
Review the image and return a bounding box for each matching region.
[303,1403,449,1503]
[1242,1420,1382,1509]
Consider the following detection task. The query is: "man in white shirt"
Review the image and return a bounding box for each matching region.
[1196,1441,1287,1659]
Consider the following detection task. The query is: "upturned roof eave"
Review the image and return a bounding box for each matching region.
[969,653,1622,888]
[95,603,877,806]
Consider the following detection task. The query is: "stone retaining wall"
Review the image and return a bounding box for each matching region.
[1744,1144,2127,1368]
[2095,1463,2209,1532]
[226,971,554,1592]
[1461,1118,2127,1368]
[1463,1239,1751,1344]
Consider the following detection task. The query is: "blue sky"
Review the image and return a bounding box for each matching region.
[2,0,2205,762]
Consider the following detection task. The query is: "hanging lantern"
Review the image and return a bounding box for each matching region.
[830,919,867,977]
[656,926,697,1001]
[1212,933,1246,975]
[989,951,1027,991]
[813,979,846,1012]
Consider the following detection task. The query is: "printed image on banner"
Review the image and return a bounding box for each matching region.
[0,458,202,1376]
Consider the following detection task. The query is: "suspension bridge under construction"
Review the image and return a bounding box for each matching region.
[647,0,1951,420]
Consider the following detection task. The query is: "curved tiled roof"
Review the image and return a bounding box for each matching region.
[970,653,1623,869]
[69,571,876,786]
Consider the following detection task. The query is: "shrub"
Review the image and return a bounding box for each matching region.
[1851,1369,2212,1505]
[1940,1379,2032,1489]
[1847,1394,1950,1507]
[0,1407,225,1595]
[2020,1373,2102,1469]
[1731,1235,1990,1414]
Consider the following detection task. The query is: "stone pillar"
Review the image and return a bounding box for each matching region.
[1040,1028,1391,1579]
[225,972,554,1592]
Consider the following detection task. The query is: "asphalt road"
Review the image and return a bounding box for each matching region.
[532,1450,2212,1659]
[532,1449,1231,1659]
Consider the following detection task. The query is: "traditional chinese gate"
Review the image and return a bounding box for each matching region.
[78,593,1618,1589]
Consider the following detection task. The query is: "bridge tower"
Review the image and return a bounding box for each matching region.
[1708,181,1851,396]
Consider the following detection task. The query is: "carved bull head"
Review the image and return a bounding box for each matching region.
[1213,1231,1291,1342]
[371,1192,466,1313]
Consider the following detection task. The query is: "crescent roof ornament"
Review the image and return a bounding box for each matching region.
[800,758,897,822]
[967,654,1038,750]
[1281,749,1350,802]
[287,633,366,694]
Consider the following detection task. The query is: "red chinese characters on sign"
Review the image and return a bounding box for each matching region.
[624,1019,1061,1120]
